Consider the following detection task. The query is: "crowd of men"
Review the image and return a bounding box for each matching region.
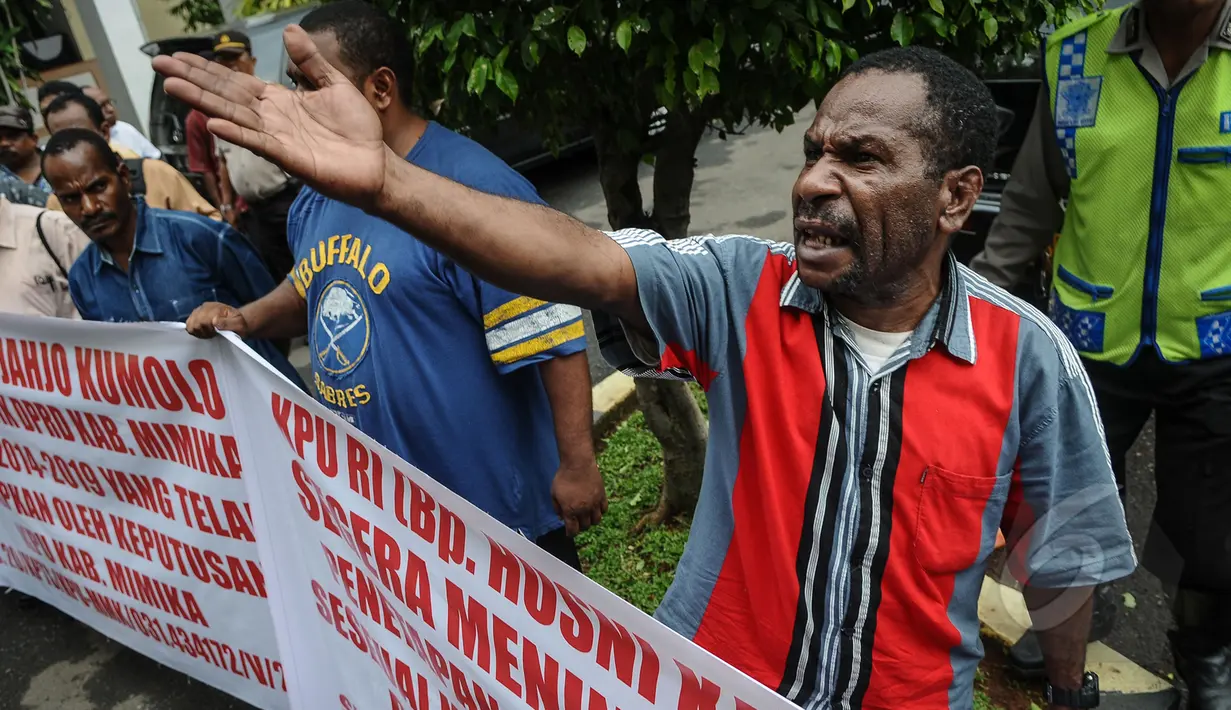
[1,2,604,570]
[3,0,1230,708]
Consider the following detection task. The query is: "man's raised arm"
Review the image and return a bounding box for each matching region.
[152,26,645,329]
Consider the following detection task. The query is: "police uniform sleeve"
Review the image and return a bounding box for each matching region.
[969,89,1071,290]
[1001,322,1137,589]
[434,254,587,374]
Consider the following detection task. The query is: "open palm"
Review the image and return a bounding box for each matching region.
[152,25,388,208]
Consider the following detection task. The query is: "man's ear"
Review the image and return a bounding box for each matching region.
[937,166,984,237]
[116,159,132,191]
[367,67,398,112]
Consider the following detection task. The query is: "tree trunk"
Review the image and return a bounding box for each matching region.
[633,107,711,528]
[592,124,647,231]
[592,113,711,529]
[651,108,708,241]
[632,378,708,530]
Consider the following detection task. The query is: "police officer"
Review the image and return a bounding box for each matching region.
[972,0,1231,705]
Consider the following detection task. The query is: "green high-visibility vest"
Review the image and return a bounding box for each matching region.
[1045,6,1231,364]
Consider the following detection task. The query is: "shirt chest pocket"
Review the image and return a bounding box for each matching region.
[913,465,1010,575]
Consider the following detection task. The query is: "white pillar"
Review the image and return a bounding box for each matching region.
[74,0,153,134]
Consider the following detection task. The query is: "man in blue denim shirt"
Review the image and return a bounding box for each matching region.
[42,128,303,387]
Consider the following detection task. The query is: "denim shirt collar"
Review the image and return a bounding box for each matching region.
[779,251,977,365]
[96,196,163,272]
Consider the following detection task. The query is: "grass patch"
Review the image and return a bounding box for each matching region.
[577,408,689,614]
[974,670,1001,710]
[576,385,706,614]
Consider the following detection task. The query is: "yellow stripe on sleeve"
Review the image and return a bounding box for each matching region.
[483,296,549,329]
[491,320,585,365]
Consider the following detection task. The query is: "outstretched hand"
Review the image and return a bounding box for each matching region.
[151,25,388,210]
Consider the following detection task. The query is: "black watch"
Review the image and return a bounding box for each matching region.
[1046,671,1100,708]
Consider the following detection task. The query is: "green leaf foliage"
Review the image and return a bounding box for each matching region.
[567,26,588,56]
[616,19,634,51]
[377,0,1090,182]
[466,57,490,95]
[891,12,915,46]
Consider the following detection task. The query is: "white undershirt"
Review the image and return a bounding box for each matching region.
[838,315,912,375]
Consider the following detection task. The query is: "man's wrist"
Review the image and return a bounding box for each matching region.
[557,449,598,472]
[372,147,405,218]
[1046,672,1099,708]
[235,303,261,336]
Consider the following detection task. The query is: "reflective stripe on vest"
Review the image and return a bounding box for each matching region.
[1045,7,1231,364]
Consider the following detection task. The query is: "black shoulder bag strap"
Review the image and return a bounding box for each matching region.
[35,212,70,280]
[123,158,147,196]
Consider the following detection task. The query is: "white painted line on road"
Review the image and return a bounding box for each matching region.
[592,371,635,416]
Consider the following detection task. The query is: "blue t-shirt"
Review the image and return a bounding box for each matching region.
[287,122,587,538]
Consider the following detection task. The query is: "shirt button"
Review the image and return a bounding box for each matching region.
[841,626,855,638]
[860,465,874,481]
[871,380,881,392]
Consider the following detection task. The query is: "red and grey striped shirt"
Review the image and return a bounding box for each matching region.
[603,230,1135,710]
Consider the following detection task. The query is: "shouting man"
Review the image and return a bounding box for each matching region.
[157,30,1134,709]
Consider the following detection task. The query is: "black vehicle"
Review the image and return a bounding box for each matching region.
[957,53,1050,308]
[139,6,591,187]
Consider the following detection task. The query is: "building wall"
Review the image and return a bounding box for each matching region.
[58,0,95,61]
[133,0,193,41]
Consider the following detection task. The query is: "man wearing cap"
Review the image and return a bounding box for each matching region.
[0,105,51,195]
[209,30,299,278]
[83,86,160,160]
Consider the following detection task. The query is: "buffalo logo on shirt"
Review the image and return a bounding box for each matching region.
[312,280,370,377]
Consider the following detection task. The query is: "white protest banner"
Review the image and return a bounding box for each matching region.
[0,315,287,710]
[222,336,798,710]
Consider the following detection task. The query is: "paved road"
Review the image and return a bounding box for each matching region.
[1104,421,1172,677]
[0,114,1177,706]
